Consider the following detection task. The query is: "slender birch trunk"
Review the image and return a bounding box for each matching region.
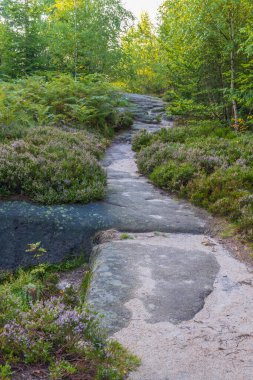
[230,8,239,129]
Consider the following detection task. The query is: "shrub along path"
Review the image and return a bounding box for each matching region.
[88,94,253,380]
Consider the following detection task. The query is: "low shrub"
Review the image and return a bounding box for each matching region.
[0,258,140,379]
[134,121,253,242]
[150,161,196,191]
[0,127,107,204]
[0,363,12,380]
[115,110,134,130]
[132,129,154,152]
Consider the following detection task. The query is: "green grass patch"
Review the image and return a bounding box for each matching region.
[133,121,253,243]
[120,233,134,240]
[219,224,237,239]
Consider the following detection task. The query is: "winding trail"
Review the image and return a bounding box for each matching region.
[88,94,253,380]
[1,94,253,379]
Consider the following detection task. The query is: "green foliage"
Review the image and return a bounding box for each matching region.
[115,111,134,130]
[0,363,12,380]
[132,129,154,152]
[96,341,141,380]
[49,360,77,379]
[0,74,127,138]
[150,162,196,191]
[49,254,88,273]
[0,0,48,77]
[134,122,253,242]
[120,233,134,240]
[0,0,133,78]
[157,0,253,122]
[119,12,166,94]
[165,98,212,119]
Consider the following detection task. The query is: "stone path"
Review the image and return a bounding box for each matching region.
[88,94,253,380]
[1,93,253,379]
[0,95,203,269]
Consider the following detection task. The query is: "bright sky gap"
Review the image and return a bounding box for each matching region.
[123,0,162,21]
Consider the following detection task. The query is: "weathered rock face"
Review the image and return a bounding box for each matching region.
[0,94,205,269]
[84,94,253,380]
[88,234,220,334]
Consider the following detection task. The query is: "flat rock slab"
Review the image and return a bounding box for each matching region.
[117,241,253,380]
[89,233,253,380]
[88,233,220,333]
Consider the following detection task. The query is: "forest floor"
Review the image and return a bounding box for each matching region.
[88,94,253,380]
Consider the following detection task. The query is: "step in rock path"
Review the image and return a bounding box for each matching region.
[88,94,253,380]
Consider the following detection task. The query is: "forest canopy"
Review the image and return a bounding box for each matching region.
[1,0,253,128]
[118,0,253,128]
[0,0,133,77]
[159,0,253,126]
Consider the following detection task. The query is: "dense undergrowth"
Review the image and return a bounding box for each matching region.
[0,254,139,379]
[0,74,133,204]
[133,121,253,243]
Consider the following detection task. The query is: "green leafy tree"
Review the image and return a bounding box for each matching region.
[0,0,132,77]
[47,0,133,76]
[0,0,48,77]
[119,12,166,93]
[159,0,253,123]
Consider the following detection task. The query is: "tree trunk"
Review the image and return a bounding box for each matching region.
[230,8,239,130]
[218,63,229,121]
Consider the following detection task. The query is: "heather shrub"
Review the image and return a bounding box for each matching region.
[239,205,253,241]
[0,127,107,204]
[134,121,253,242]
[150,161,196,191]
[132,129,154,152]
[0,259,140,379]
[1,296,101,363]
[136,142,180,175]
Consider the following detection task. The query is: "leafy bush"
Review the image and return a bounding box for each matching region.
[0,127,107,204]
[49,360,77,380]
[134,121,253,242]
